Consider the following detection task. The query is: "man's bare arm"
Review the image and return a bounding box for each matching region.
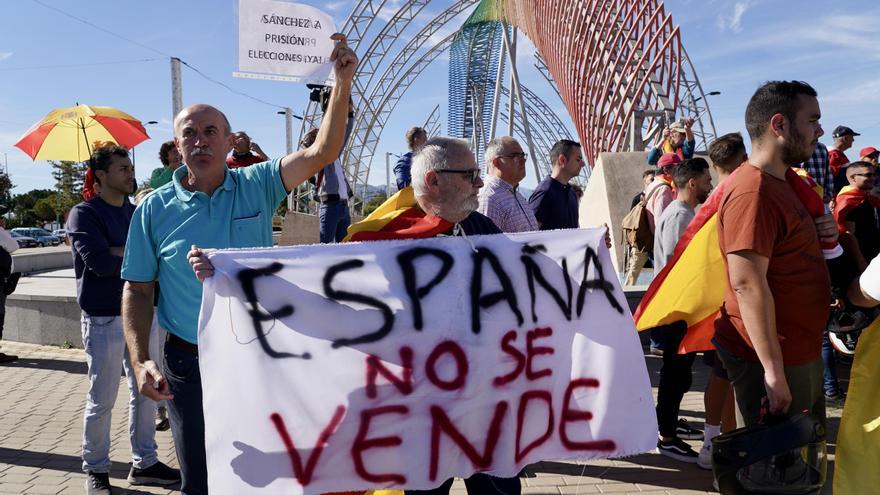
[279,34,358,191]
[727,250,790,414]
[122,281,173,401]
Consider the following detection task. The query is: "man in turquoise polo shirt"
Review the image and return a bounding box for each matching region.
[120,34,357,495]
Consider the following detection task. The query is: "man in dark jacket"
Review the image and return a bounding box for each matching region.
[67,145,179,495]
[394,126,428,190]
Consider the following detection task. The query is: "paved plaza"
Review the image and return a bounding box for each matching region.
[0,340,843,494]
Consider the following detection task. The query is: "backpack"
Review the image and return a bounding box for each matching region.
[621,184,664,252]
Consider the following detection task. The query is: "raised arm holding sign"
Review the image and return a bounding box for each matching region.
[121,33,358,495]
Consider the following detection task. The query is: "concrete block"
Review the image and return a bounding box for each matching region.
[5,294,82,348]
[580,152,652,273]
[12,249,73,274]
[279,212,320,246]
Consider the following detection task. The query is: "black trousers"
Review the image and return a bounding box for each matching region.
[652,321,696,438]
[0,291,6,340]
[405,474,521,495]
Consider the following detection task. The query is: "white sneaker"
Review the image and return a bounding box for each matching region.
[697,443,712,470]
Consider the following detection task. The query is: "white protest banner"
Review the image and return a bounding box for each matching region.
[235,0,337,84]
[199,228,658,494]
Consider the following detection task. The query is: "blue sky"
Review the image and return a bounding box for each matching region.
[1,0,878,194]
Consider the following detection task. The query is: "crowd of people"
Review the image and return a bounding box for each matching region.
[32,29,877,495]
[624,80,880,493]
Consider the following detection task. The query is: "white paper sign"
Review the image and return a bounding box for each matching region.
[199,228,658,494]
[235,0,337,84]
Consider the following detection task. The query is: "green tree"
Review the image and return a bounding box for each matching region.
[362,192,388,216]
[8,189,55,228]
[33,195,59,222]
[0,170,14,216]
[50,160,86,217]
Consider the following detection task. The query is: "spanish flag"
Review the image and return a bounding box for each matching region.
[632,176,726,353]
[834,316,880,494]
[833,185,880,233]
[343,187,453,242]
[634,166,833,354]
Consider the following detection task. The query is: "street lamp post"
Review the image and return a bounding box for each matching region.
[693,91,721,103]
[385,152,400,198]
[277,108,304,154]
[277,109,304,212]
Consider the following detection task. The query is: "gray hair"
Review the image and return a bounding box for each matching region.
[411,136,473,197]
[484,136,518,169]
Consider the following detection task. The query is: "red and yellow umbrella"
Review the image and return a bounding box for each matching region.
[14,103,150,162]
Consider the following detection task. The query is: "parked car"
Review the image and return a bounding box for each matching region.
[52,229,68,242]
[11,228,62,247]
[10,231,39,248]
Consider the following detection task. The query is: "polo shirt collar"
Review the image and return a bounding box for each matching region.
[172,165,235,202]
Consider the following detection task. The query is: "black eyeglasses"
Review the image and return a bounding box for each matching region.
[853,173,877,178]
[437,168,482,183]
[502,152,527,160]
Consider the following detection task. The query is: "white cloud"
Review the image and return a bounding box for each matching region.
[0,52,12,62]
[822,79,880,106]
[716,0,757,32]
[324,1,348,14]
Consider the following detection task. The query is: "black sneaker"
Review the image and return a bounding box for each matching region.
[825,391,846,407]
[85,471,113,495]
[657,438,699,463]
[676,418,704,440]
[155,406,170,432]
[127,461,180,486]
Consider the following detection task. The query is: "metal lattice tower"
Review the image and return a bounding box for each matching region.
[423,105,442,138]
[292,0,715,213]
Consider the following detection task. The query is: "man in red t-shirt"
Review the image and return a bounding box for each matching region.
[715,81,838,429]
[226,131,269,169]
[828,125,859,194]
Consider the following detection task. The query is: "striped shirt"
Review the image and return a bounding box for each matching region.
[477,175,538,233]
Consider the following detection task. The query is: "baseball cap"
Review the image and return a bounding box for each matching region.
[657,153,682,167]
[668,121,686,133]
[859,146,878,159]
[832,126,860,138]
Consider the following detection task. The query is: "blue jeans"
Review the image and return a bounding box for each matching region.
[164,341,208,495]
[821,328,840,396]
[81,314,158,473]
[319,201,351,243]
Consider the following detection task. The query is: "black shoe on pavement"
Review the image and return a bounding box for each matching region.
[155,417,170,431]
[825,391,846,407]
[85,471,113,495]
[127,461,180,486]
[155,406,170,431]
[657,438,699,463]
[0,352,18,364]
[675,418,704,440]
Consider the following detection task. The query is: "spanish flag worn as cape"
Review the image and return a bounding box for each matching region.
[634,166,834,354]
[833,185,880,234]
[343,187,453,242]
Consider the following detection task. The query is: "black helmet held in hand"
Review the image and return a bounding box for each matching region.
[712,413,826,494]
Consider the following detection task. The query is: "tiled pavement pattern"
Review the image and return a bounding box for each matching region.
[0,340,844,494]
